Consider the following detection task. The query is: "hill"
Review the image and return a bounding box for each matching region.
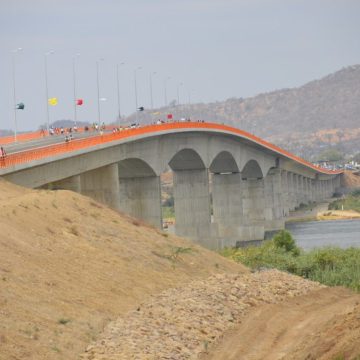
[0,179,245,360]
[128,64,360,160]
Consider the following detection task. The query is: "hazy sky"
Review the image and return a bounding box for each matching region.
[1,0,359,131]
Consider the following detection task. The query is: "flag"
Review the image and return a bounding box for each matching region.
[48,97,58,106]
[137,106,144,111]
[99,97,107,102]
[152,111,160,115]
[167,113,173,120]
[76,99,83,106]
[16,102,25,110]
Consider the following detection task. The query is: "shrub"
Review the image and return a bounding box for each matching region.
[221,238,360,292]
[273,230,299,255]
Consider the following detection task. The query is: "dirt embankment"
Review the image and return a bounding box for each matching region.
[1,179,360,360]
[81,270,323,360]
[0,179,245,360]
[204,287,360,360]
[342,170,360,188]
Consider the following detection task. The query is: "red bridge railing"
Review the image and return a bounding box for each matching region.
[0,122,342,175]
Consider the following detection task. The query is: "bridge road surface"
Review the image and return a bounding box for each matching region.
[2,130,111,155]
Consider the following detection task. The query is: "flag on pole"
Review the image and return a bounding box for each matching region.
[167,113,173,120]
[99,97,107,102]
[48,97,58,106]
[76,99,83,106]
[16,102,25,110]
[137,106,144,111]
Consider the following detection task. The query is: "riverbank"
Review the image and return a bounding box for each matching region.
[285,200,360,223]
[222,231,360,291]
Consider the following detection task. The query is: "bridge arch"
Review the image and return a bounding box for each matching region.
[241,159,264,179]
[209,151,239,174]
[168,148,206,171]
[117,158,156,178]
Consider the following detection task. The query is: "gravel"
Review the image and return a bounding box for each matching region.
[81,269,323,360]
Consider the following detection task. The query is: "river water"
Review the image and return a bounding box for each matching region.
[286,219,360,251]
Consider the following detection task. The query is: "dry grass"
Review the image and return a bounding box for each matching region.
[0,179,245,360]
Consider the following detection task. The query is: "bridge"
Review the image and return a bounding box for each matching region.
[0,122,342,249]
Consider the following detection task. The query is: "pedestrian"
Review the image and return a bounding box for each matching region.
[1,146,6,157]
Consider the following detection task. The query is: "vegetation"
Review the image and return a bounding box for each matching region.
[162,206,175,219]
[221,230,360,292]
[58,318,71,325]
[329,191,360,213]
[317,147,344,162]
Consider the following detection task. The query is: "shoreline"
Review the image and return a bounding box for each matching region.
[286,202,360,223]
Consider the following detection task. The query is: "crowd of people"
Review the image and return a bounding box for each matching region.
[0,118,207,159]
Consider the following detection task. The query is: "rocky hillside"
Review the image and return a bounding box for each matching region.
[130,64,360,159]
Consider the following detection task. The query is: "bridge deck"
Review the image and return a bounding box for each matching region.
[0,122,341,175]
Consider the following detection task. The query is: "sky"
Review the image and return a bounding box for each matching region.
[1,0,360,131]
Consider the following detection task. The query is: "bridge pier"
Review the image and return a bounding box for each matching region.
[173,169,213,248]
[118,175,162,229]
[289,173,297,210]
[241,178,265,242]
[264,169,285,235]
[80,163,121,210]
[211,172,243,248]
[305,177,312,203]
[281,170,290,216]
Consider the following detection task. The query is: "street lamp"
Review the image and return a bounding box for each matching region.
[177,82,183,106]
[134,66,142,123]
[96,58,104,125]
[164,76,171,107]
[149,71,156,109]
[116,62,125,127]
[11,47,23,142]
[72,53,80,124]
[44,50,55,134]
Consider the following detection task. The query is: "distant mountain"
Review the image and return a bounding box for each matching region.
[127,65,360,160]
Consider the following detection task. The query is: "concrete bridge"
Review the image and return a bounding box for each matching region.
[0,122,342,249]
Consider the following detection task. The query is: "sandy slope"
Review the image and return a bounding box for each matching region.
[1,179,360,360]
[342,170,360,188]
[0,179,245,360]
[204,287,360,360]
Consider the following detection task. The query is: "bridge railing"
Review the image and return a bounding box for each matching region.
[0,130,49,144]
[0,122,342,175]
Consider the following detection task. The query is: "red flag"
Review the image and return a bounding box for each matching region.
[76,99,83,106]
[167,114,173,120]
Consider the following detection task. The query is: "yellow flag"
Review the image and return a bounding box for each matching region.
[48,97,58,106]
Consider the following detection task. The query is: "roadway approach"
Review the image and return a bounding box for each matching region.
[0,122,342,249]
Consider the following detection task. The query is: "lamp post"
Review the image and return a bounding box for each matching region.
[149,71,156,109]
[164,76,171,107]
[177,82,183,106]
[116,62,125,127]
[96,58,104,125]
[44,50,55,134]
[134,66,142,123]
[72,53,80,124]
[11,47,23,142]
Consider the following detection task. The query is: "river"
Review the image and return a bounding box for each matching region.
[286,219,360,251]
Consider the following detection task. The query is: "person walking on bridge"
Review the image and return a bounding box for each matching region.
[0,146,6,158]
[0,146,6,166]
